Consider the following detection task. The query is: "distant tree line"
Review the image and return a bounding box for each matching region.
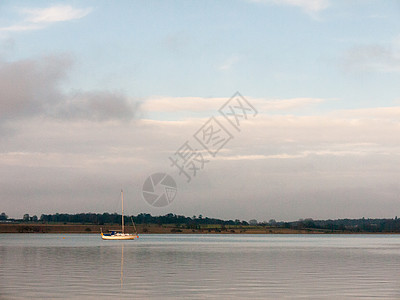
[3,211,400,232]
[261,217,400,233]
[37,212,249,226]
[284,217,400,233]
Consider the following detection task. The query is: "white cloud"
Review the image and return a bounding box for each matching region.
[141,96,324,114]
[0,5,92,33]
[259,97,324,111]
[141,96,223,113]
[23,5,92,23]
[249,0,329,14]
[216,148,388,161]
[0,24,43,32]
[331,106,400,120]
[218,54,240,71]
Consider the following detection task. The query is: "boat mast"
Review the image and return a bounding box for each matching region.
[121,189,124,234]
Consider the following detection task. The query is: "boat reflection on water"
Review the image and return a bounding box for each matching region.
[120,244,124,289]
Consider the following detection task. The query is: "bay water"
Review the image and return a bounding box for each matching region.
[1,234,399,299]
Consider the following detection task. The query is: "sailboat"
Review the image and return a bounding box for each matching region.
[101,190,139,240]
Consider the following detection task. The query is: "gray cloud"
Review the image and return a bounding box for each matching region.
[0,55,140,128]
[0,55,71,121]
[53,91,139,122]
[343,44,400,73]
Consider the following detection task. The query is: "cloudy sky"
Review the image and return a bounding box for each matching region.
[1,0,400,221]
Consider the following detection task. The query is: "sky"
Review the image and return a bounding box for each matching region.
[1,0,400,221]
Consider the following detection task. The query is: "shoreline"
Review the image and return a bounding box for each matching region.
[1,223,399,234]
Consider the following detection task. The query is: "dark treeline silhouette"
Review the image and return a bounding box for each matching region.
[37,212,249,226]
[3,211,400,232]
[279,217,400,233]
[0,212,8,220]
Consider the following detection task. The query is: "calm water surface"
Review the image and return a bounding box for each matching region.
[0,234,399,299]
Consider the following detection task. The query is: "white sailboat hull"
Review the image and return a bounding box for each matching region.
[101,233,138,240]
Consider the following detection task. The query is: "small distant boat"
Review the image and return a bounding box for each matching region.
[101,190,138,240]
